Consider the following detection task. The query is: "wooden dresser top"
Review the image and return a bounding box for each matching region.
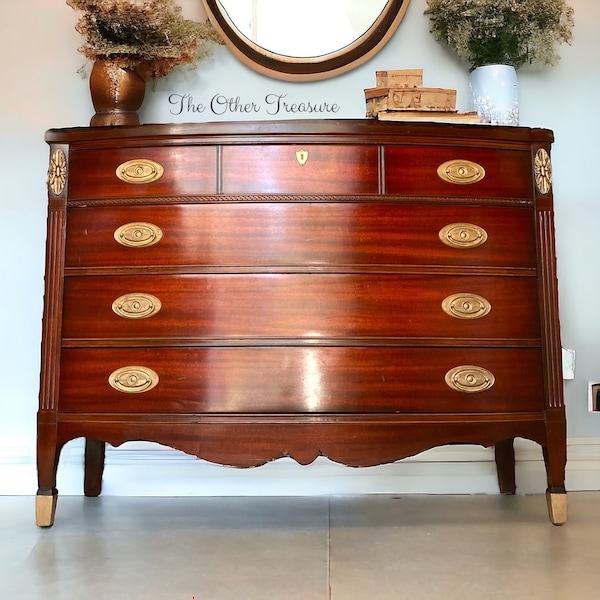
[46,119,554,147]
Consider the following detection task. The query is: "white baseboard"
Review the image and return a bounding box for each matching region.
[2,437,599,496]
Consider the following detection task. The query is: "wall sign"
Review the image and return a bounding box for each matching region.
[168,92,341,117]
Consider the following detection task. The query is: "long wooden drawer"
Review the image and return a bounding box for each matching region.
[61,273,540,341]
[58,347,545,414]
[64,203,536,270]
[385,146,533,198]
[67,146,218,199]
[221,145,379,194]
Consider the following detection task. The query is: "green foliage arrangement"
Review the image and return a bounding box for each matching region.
[67,0,223,78]
[424,0,575,70]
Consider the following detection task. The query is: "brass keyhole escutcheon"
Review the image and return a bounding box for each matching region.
[296,150,309,166]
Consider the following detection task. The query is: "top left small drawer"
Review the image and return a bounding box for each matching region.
[66,146,218,199]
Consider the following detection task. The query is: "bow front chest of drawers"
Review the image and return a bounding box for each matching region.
[37,120,566,526]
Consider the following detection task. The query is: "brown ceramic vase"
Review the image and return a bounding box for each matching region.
[89,59,146,127]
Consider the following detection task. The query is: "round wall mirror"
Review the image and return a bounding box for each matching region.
[202,0,411,81]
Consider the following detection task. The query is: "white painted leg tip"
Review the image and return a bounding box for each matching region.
[546,491,567,525]
[35,494,57,528]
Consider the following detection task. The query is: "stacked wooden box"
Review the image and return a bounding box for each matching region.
[365,69,480,123]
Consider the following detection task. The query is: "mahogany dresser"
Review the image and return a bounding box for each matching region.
[38,119,566,527]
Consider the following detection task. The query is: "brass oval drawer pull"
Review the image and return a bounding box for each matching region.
[114,222,163,248]
[445,365,495,394]
[441,293,491,320]
[116,159,164,184]
[108,366,159,394]
[437,159,485,185]
[112,293,162,319]
[439,222,488,249]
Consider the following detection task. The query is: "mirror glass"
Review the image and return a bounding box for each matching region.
[202,0,410,81]
[216,0,388,58]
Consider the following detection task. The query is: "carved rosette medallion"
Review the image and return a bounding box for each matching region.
[439,223,488,249]
[114,222,163,248]
[112,293,162,319]
[108,366,159,394]
[48,149,67,195]
[445,365,495,394]
[437,159,485,185]
[441,293,491,320]
[534,149,552,194]
[116,159,164,184]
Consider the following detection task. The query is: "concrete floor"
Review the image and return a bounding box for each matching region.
[1,493,599,599]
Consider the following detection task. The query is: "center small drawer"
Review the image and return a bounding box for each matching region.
[221,145,379,194]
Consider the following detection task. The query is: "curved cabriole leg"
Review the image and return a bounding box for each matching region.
[84,438,106,497]
[494,438,517,495]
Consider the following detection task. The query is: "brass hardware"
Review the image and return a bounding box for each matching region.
[445,365,495,394]
[535,149,552,194]
[108,366,159,394]
[441,293,491,320]
[295,150,309,166]
[112,293,162,319]
[48,149,67,195]
[437,159,485,185]
[116,159,164,184]
[439,223,488,249]
[114,222,163,248]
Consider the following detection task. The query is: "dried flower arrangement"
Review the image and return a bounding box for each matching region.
[67,0,223,78]
[424,0,575,70]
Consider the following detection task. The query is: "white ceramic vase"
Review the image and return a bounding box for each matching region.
[469,64,519,126]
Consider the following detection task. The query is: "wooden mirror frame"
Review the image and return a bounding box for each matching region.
[201,0,411,81]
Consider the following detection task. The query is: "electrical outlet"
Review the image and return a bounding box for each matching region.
[588,382,600,413]
[562,348,575,379]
